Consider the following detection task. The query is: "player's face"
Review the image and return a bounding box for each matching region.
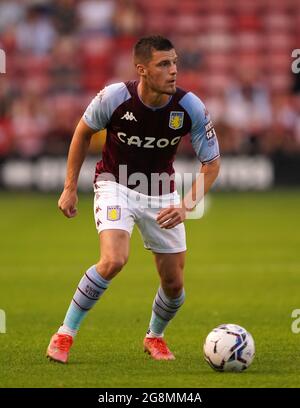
[143,49,178,95]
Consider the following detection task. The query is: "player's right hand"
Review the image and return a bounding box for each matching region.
[58,189,78,218]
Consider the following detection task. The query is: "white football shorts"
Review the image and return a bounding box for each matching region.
[93,181,186,253]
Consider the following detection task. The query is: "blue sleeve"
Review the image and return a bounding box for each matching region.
[82,82,131,131]
[179,92,220,163]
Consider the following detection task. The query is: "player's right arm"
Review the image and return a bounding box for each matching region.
[58,119,95,218]
[59,82,127,218]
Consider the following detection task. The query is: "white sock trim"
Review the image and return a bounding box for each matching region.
[146,329,164,338]
[58,324,77,338]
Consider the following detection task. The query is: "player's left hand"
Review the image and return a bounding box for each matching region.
[156,205,186,229]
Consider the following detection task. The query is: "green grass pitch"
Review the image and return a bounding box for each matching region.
[0,190,300,388]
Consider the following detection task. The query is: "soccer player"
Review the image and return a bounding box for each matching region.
[46,35,220,363]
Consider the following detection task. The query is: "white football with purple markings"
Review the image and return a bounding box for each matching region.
[203,323,255,372]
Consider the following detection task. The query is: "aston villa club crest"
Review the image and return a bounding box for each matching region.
[107,206,121,221]
[169,111,184,130]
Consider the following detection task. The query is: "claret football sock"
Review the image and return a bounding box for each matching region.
[58,265,110,336]
[146,287,185,338]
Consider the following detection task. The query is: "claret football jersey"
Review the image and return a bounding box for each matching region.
[83,80,220,195]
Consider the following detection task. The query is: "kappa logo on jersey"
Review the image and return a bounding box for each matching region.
[107,206,121,221]
[169,111,184,130]
[205,120,216,140]
[121,111,137,122]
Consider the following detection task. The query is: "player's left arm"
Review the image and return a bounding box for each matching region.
[157,158,220,229]
[182,157,220,212]
[157,94,220,229]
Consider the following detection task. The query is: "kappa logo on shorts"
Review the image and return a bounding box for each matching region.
[107,206,121,221]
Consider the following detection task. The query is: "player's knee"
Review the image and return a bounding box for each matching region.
[163,281,184,299]
[96,257,127,279]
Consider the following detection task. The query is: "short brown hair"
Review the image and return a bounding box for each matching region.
[133,35,174,65]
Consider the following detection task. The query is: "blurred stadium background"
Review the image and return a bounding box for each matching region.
[0,0,299,191]
[1,1,300,388]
